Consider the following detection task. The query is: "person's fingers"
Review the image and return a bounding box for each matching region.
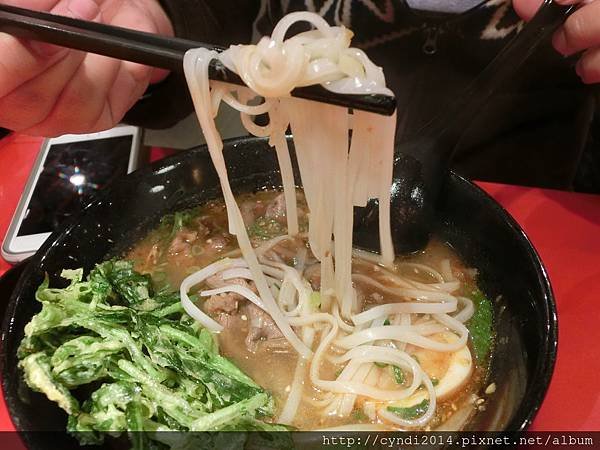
[0,33,62,97]
[104,62,150,126]
[512,0,544,21]
[512,0,585,22]
[35,0,164,134]
[553,0,600,56]
[131,0,175,82]
[81,62,150,133]
[1,0,98,58]
[0,0,74,97]
[27,53,124,134]
[106,0,167,83]
[0,51,85,131]
[26,52,151,135]
[0,0,171,134]
[0,0,102,131]
[574,46,600,83]
[1,0,61,8]
[0,0,100,97]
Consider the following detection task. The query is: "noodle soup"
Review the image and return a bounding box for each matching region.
[134,10,493,432]
[127,190,493,430]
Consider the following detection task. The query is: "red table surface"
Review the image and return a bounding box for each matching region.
[1,134,599,433]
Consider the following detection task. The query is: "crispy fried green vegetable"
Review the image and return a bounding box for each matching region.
[467,287,494,363]
[20,352,79,415]
[18,261,283,448]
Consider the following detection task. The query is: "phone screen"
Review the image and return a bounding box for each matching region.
[17,135,133,237]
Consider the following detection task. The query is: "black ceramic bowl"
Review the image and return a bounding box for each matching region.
[1,136,557,448]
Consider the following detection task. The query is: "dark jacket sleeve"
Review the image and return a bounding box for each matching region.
[123,0,259,129]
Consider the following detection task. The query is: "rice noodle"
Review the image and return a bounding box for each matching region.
[295,247,308,274]
[200,285,266,310]
[453,296,475,323]
[440,259,454,281]
[398,262,446,283]
[180,11,479,430]
[269,103,299,236]
[254,235,295,256]
[316,423,396,431]
[279,322,316,424]
[396,313,411,352]
[377,374,437,428]
[352,301,457,325]
[333,303,355,333]
[180,258,247,332]
[336,363,372,417]
[335,324,467,352]
[220,267,279,285]
[353,273,457,302]
[277,276,300,316]
[305,392,336,408]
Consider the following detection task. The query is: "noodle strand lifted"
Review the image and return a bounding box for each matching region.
[180,12,475,430]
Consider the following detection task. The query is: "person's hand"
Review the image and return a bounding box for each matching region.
[513,0,600,83]
[0,0,173,136]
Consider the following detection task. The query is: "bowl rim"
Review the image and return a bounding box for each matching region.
[448,172,558,431]
[0,135,558,436]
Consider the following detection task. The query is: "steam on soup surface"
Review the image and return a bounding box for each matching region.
[127,189,493,430]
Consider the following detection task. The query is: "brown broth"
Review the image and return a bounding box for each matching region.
[126,189,491,430]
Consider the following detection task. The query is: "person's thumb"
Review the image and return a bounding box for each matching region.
[512,0,544,21]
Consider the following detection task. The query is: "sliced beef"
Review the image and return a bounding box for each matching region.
[193,219,211,238]
[240,202,256,226]
[145,244,160,266]
[243,303,289,353]
[265,193,287,224]
[304,263,322,290]
[204,293,239,315]
[202,274,289,353]
[206,272,255,292]
[203,292,244,328]
[168,230,198,256]
[203,274,251,324]
[205,235,229,253]
[218,313,247,331]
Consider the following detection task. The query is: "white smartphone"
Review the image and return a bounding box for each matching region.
[2,126,143,263]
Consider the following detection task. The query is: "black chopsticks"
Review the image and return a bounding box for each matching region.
[0,4,397,116]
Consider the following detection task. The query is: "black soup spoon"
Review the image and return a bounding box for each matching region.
[354,0,575,255]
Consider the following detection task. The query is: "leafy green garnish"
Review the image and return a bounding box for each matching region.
[18,261,282,448]
[383,318,391,326]
[247,216,285,240]
[374,362,387,368]
[387,399,429,420]
[392,366,405,385]
[431,377,439,386]
[351,409,368,421]
[467,287,494,362]
[310,291,321,309]
[169,209,199,238]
